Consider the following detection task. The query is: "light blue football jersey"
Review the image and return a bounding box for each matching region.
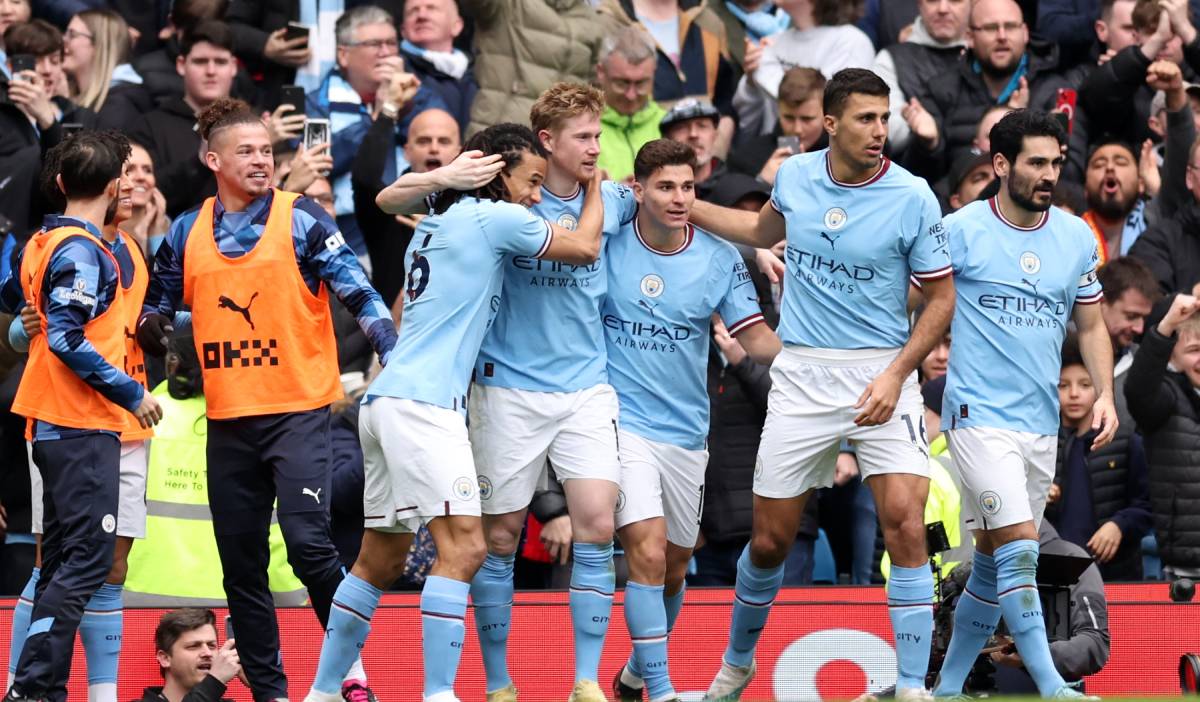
[365,197,552,411]
[941,197,1103,435]
[604,220,765,449]
[475,181,637,392]
[770,151,951,349]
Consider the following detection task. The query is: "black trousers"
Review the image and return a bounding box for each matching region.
[208,407,345,702]
[15,433,119,702]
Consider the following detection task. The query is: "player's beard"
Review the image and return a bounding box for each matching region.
[1007,171,1054,213]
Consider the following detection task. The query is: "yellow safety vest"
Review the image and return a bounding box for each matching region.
[124,382,307,606]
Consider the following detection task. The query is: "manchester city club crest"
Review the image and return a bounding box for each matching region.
[979,491,1002,515]
[640,274,665,298]
[478,475,493,500]
[616,489,627,512]
[453,476,476,501]
[823,207,848,230]
[1020,251,1042,275]
[557,212,579,230]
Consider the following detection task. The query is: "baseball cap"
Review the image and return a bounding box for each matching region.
[947,149,993,194]
[660,98,720,131]
[711,173,771,209]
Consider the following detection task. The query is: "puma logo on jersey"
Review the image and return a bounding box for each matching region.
[819,231,840,249]
[1021,278,1040,296]
[302,487,322,504]
[637,299,658,317]
[218,292,259,330]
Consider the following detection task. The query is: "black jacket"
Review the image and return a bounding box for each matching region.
[1046,426,1153,581]
[0,94,96,232]
[1128,199,1200,296]
[905,40,1069,181]
[1125,324,1200,571]
[95,82,157,132]
[132,38,262,109]
[727,124,827,180]
[351,112,414,307]
[399,44,478,134]
[127,96,216,218]
[133,676,234,702]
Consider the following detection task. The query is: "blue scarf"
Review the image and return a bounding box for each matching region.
[972,52,1028,105]
[724,1,791,42]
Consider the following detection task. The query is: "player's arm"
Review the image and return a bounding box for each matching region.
[857,274,955,426]
[732,321,781,365]
[1074,299,1118,448]
[136,219,189,356]
[541,170,604,265]
[44,241,158,425]
[297,199,398,363]
[689,199,786,248]
[376,150,504,216]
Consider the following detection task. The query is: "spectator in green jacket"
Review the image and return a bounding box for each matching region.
[596,24,666,183]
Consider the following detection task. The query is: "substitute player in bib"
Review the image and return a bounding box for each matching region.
[931,110,1115,700]
[303,123,607,702]
[608,139,780,702]
[686,68,956,701]
[5,149,158,702]
[136,98,397,702]
[469,83,637,702]
[5,131,163,702]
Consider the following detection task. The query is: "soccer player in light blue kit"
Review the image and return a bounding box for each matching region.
[469,83,636,702]
[687,69,956,701]
[302,124,606,702]
[608,138,780,702]
[931,111,1115,700]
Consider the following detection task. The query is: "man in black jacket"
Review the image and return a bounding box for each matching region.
[902,0,1069,181]
[128,21,238,218]
[1126,292,1200,580]
[1129,135,1200,295]
[399,0,476,132]
[133,609,239,702]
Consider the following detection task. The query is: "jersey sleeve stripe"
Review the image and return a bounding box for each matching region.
[727,312,765,336]
[534,221,553,259]
[1076,291,1104,305]
[769,197,783,215]
[911,265,953,281]
[909,275,923,289]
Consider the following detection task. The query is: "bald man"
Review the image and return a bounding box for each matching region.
[903,0,1073,182]
[400,0,477,131]
[352,107,462,305]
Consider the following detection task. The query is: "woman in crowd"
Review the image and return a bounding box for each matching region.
[62,9,152,129]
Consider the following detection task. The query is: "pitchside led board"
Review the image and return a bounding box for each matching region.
[1,584,1196,700]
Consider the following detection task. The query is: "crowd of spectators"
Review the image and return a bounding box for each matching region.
[2,0,1200,593]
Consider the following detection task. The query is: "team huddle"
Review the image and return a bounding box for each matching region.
[3,66,1115,702]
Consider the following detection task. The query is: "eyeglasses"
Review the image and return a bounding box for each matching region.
[345,38,398,52]
[970,21,1023,35]
[608,78,654,94]
[65,28,93,42]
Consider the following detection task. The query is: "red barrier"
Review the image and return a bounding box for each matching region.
[1,584,1196,700]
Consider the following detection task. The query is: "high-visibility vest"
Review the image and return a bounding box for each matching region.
[12,226,129,434]
[181,189,341,419]
[124,381,307,606]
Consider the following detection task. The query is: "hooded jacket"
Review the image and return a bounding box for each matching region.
[872,16,966,153]
[597,100,667,182]
[1128,199,1200,296]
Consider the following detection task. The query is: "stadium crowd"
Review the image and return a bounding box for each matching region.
[1,0,1200,699]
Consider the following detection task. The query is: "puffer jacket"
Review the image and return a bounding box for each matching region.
[462,0,621,137]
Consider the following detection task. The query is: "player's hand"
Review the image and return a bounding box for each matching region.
[263,27,311,67]
[265,104,306,144]
[755,247,785,285]
[1088,520,1123,563]
[1089,392,1118,449]
[1006,76,1030,109]
[1157,293,1198,336]
[854,369,904,426]
[437,150,505,191]
[136,312,174,357]
[758,147,792,187]
[20,304,41,338]
[902,98,939,148]
[1162,0,1197,43]
[1047,482,1062,505]
[712,315,747,366]
[209,638,242,684]
[133,392,163,429]
[540,515,573,566]
[282,143,333,194]
[834,451,860,486]
[1140,138,1162,199]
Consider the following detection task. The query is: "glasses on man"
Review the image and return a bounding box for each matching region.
[345,38,399,52]
[970,21,1023,35]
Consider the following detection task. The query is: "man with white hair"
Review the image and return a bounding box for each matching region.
[400,0,476,131]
